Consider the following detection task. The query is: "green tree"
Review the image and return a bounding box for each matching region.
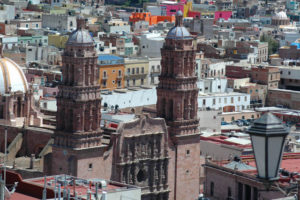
[260,33,279,55]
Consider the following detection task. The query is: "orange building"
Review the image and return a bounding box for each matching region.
[98,55,125,91]
[129,12,175,25]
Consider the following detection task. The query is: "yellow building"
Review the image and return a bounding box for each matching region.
[48,34,69,49]
[98,55,125,91]
[184,1,193,17]
[124,58,149,87]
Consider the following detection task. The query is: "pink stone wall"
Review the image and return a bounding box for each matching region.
[214,11,232,21]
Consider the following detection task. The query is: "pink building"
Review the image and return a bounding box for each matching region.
[161,1,185,16]
[214,11,232,21]
[188,11,201,18]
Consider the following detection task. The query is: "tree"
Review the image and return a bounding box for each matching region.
[260,33,279,55]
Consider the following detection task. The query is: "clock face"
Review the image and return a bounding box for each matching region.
[63,150,68,156]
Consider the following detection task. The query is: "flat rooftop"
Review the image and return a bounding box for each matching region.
[23,175,140,199]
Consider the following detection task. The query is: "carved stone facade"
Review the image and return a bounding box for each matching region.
[157,11,201,200]
[157,13,199,137]
[51,18,104,176]
[113,116,169,200]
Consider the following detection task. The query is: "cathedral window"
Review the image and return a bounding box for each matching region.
[0,105,3,119]
[137,169,146,182]
[186,149,190,157]
[88,163,93,170]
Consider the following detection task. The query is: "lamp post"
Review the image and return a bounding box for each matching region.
[246,112,289,181]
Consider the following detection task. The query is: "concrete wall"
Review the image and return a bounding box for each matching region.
[200,140,243,160]
[198,92,251,111]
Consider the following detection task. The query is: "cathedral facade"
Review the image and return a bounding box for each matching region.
[0,13,201,200]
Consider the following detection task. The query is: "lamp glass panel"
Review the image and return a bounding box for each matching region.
[251,135,265,178]
[267,136,284,178]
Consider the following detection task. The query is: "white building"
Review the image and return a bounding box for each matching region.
[42,14,77,32]
[0,35,18,50]
[104,19,131,34]
[0,5,15,22]
[148,57,161,85]
[140,31,165,58]
[198,92,251,112]
[197,78,228,93]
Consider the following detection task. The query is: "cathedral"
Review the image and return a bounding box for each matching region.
[0,12,201,200]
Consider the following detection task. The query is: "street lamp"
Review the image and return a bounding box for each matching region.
[246,112,289,181]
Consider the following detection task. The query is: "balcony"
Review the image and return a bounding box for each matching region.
[125,73,147,78]
[116,75,123,79]
[151,70,161,76]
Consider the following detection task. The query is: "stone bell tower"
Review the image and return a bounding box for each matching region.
[50,17,103,177]
[157,10,201,200]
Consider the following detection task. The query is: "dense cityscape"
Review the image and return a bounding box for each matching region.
[0,0,299,199]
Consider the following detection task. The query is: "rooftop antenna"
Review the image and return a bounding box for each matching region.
[67,188,70,200]
[95,183,98,200]
[87,189,91,200]
[0,174,4,200]
[58,184,61,200]
[42,176,47,200]
[54,185,57,200]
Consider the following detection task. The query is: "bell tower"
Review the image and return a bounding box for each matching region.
[51,17,103,177]
[157,11,201,200]
[157,10,199,138]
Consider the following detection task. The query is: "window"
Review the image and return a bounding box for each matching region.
[232,116,235,121]
[133,79,136,86]
[0,105,4,119]
[244,96,247,101]
[117,80,121,87]
[238,97,240,102]
[103,71,107,77]
[132,68,135,74]
[228,187,232,199]
[231,97,234,103]
[88,163,93,170]
[25,24,29,28]
[127,80,130,87]
[136,67,139,74]
[238,183,243,200]
[28,49,32,51]
[43,102,47,109]
[112,70,115,73]
[213,99,216,105]
[141,78,144,85]
[70,21,73,27]
[224,98,227,104]
[127,68,130,74]
[152,65,155,72]
[103,80,107,87]
[118,70,122,77]
[141,67,144,74]
[186,149,190,156]
[219,98,221,103]
[112,80,115,84]
[210,182,214,196]
[35,24,39,28]
[203,99,206,106]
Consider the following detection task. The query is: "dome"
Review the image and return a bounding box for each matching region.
[66,29,94,46]
[273,11,288,19]
[0,57,28,95]
[166,10,192,39]
[66,17,94,46]
[166,26,191,39]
